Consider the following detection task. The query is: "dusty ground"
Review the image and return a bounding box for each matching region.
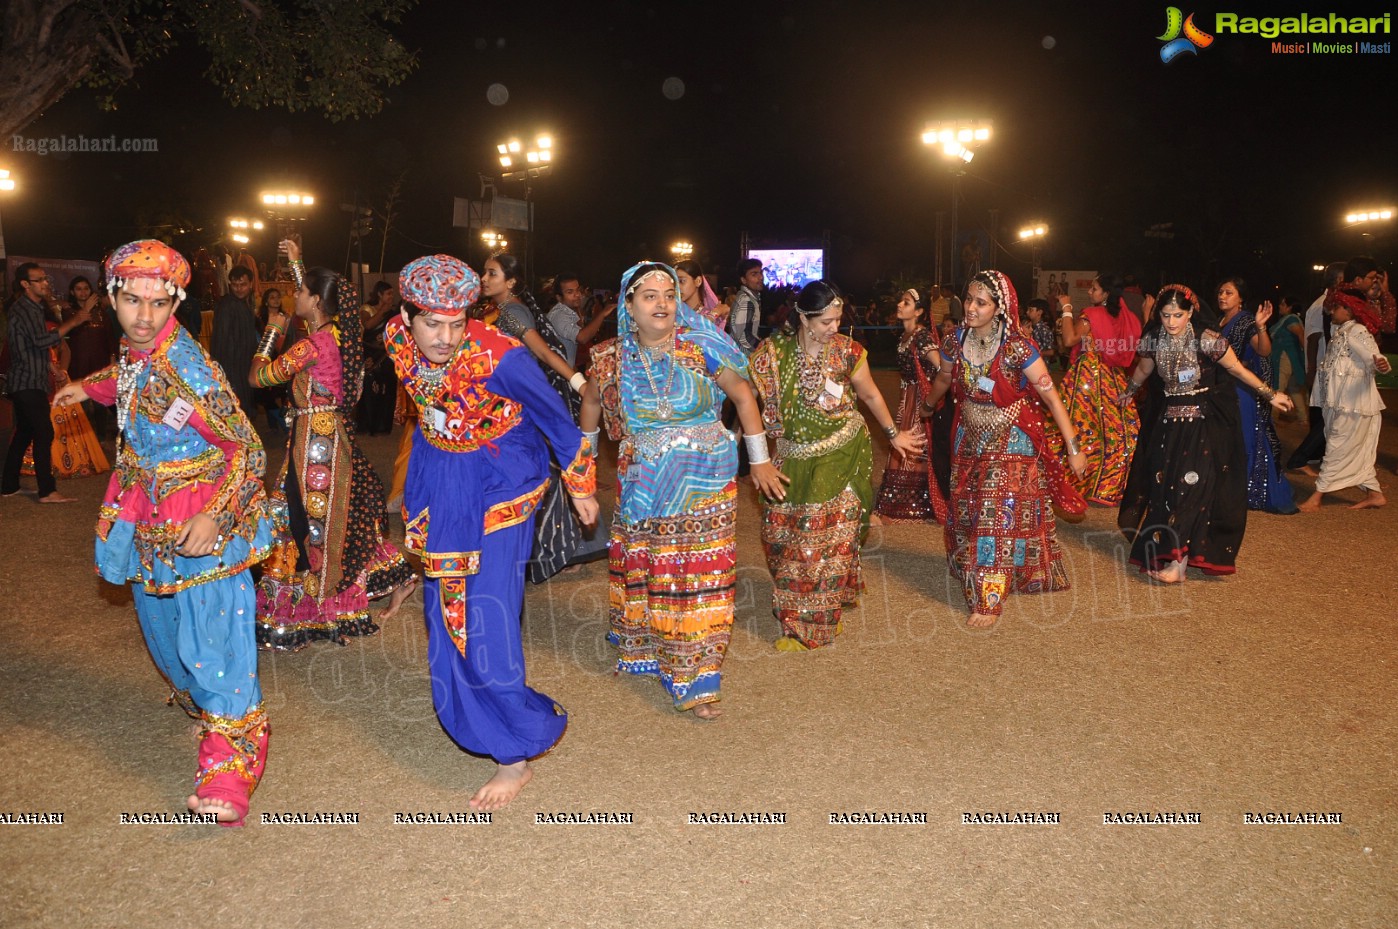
[1,371,1394,929]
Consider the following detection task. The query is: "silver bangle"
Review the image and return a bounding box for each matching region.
[582,429,599,452]
[1065,434,1081,456]
[288,258,305,291]
[743,431,770,465]
[569,372,587,393]
[883,423,897,439]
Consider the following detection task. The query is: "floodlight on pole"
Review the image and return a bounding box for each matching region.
[1344,207,1395,224]
[921,119,993,287]
[671,241,694,259]
[497,133,556,181]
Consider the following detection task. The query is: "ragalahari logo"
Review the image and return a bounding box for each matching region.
[1158,7,1215,62]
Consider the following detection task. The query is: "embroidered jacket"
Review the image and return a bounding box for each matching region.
[384,315,595,577]
[84,317,270,593]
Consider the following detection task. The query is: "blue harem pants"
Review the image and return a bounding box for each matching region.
[423,518,567,765]
[132,570,263,720]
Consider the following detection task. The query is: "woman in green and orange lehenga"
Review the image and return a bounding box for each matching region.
[750,280,923,651]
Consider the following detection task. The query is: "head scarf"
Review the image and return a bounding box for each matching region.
[616,260,747,383]
[105,240,191,301]
[967,270,1019,327]
[1325,285,1382,337]
[697,275,722,314]
[399,254,481,316]
[618,261,707,348]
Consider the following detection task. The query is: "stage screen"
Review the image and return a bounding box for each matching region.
[747,248,825,289]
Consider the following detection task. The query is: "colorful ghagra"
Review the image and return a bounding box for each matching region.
[385,315,595,763]
[933,330,1083,616]
[253,329,413,649]
[591,324,747,710]
[750,332,871,648]
[1049,306,1141,505]
[874,326,943,522]
[21,323,110,479]
[1118,328,1247,574]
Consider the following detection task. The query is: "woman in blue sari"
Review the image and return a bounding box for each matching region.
[1216,277,1297,514]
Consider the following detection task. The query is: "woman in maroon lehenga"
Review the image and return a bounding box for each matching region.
[875,288,947,522]
[920,272,1088,628]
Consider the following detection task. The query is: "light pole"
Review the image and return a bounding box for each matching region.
[495,133,554,279]
[1018,224,1048,298]
[260,189,316,279]
[670,241,694,261]
[922,120,992,290]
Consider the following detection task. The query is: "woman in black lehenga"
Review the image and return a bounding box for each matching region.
[1115,285,1293,583]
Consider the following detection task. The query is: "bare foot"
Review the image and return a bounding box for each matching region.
[469,761,532,812]
[1348,491,1386,510]
[1147,560,1187,584]
[1296,492,1322,513]
[186,792,242,824]
[967,611,999,628]
[1290,464,1320,478]
[868,513,882,527]
[37,493,76,504]
[378,576,417,620]
[692,702,723,720]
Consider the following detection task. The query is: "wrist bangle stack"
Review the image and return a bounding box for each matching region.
[743,431,771,465]
[582,429,599,452]
[254,321,285,361]
[569,372,587,393]
[1256,384,1276,401]
[288,258,306,291]
[1065,434,1082,456]
[883,423,897,439]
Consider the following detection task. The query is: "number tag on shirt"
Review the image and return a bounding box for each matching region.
[1178,368,1197,383]
[430,407,448,435]
[162,397,195,430]
[977,376,997,394]
[823,378,843,400]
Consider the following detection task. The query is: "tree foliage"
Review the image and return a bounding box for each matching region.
[0,0,417,140]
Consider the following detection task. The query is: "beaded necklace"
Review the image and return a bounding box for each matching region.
[115,344,148,438]
[636,334,678,420]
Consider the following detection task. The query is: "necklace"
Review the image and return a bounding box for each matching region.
[797,333,832,401]
[115,344,148,436]
[637,335,678,419]
[963,322,1000,367]
[416,361,447,396]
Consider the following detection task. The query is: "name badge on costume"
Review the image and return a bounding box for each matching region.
[977,376,997,393]
[429,407,448,435]
[823,378,843,400]
[1178,368,1197,383]
[162,397,195,430]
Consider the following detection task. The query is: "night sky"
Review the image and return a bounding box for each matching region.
[6,0,1395,298]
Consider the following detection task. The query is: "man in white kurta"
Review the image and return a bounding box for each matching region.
[1299,292,1391,511]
